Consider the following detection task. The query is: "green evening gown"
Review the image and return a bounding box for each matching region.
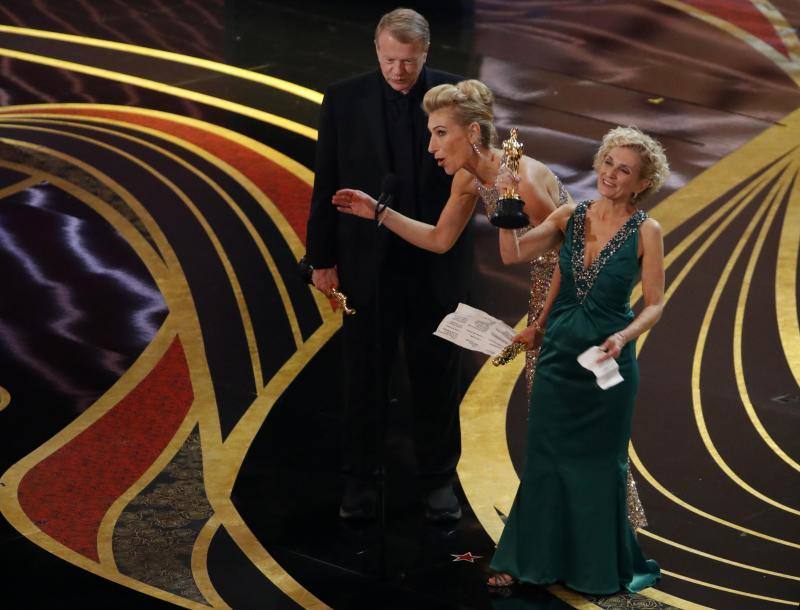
[489,201,661,595]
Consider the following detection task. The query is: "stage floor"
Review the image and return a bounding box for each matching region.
[0,1,798,609]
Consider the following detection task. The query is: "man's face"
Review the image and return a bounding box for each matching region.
[375,30,428,94]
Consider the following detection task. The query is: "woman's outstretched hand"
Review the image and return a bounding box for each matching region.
[332,189,377,220]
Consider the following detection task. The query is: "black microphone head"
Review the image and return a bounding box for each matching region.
[380,173,398,195]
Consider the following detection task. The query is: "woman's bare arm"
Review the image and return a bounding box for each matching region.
[500,204,574,264]
[598,218,665,360]
[333,169,476,254]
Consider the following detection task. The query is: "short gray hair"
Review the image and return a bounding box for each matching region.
[375,8,430,48]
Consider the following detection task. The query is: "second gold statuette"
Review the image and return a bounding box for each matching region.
[329,288,356,316]
[298,255,356,316]
[492,341,527,366]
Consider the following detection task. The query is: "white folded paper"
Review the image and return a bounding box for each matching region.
[577,346,624,390]
[433,303,516,357]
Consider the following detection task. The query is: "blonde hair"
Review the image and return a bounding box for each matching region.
[375,8,430,48]
[423,79,497,147]
[593,126,670,201]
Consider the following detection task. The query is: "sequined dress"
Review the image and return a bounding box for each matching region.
[488,201,660,594]
[478,179,647,530]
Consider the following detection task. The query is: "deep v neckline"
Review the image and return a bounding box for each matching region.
[581,202,637,271]
[571,201,647,303]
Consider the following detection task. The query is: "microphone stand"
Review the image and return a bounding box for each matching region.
[373,187,392,581]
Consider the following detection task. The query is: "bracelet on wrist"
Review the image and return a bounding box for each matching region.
[376,207,389,227]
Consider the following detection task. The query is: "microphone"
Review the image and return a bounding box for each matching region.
[375,173,398,219]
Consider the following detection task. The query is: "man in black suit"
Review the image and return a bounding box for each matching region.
[306,8,472,521]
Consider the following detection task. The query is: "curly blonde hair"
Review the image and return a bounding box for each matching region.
[423,79,497,148]
[593,126,670,202]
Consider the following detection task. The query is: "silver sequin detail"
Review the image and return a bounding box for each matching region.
[571,201,647,303]
[475,179,500,216]
[628,465,648,530]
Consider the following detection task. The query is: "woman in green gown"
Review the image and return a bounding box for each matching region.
[330,83,668,591]
[488,126,669,594]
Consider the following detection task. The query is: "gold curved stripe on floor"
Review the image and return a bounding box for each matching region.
[628,172,800,549]
[660,569,798,606]
[631,164,775,341]
[628,139,800,547]
[638,587,714,610]
[734,171,800,472]
[775,166,800,387]
[655,0,800,86]
[0,318,213,610]
[0,384,10,412]
[3,114,304,352]
[0,103,333,321]
[0,122,265,389]
[0,141,326,609]
[93,323,210,578]
[459,112,800,609]
[1,115,343,521]
[460,171,793,610]
[212,500,331,610]
[0,174,42,200]
[2,141,187,274]
[0,153,168,284]
[638,528,799,582]
[214,300,341,495]
[191,516,232,609]
[4,107,340,607]
[748,0,800,62]
[0,47,317,140]
[3,112,305,350]
[96,412,229,608]
[0,147,221,607]
[692,170,800,516]
[462,156,792,541]
[0,25,323,105]
[547,586,603,609]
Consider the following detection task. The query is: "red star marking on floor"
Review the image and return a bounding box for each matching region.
[451,552,482,563]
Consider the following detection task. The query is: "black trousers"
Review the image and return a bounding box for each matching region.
[340,271,462,491]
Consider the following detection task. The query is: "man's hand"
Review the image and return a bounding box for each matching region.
[312,267,340,311]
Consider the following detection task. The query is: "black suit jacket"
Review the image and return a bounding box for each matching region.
[306,67,473,308]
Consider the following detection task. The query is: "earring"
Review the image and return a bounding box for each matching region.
[472,142,481,155]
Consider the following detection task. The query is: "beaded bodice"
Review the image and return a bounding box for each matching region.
[570,201,647,304]
[474,178,500,213]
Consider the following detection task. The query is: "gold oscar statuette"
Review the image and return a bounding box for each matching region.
[298,255,356,316]
[491,341,527,366]
[329,288,356,316]
[489,128,530,229]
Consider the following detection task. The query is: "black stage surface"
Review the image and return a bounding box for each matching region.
[0,1,798,609]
